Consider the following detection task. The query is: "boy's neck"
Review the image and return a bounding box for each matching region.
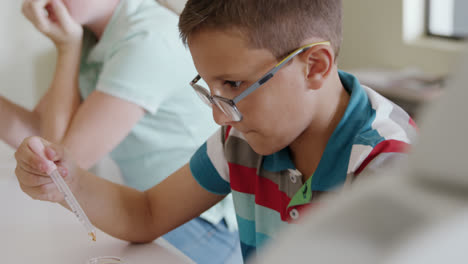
[290,68,349,180]
[85,0,120,39]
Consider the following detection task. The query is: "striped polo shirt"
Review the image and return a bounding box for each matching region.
[189,71,418,261]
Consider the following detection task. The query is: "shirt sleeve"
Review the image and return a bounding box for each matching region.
[190,127,232,195]
[353,140,411,180]
[95,27,187,114]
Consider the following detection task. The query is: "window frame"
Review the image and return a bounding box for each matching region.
[425,0,467,40]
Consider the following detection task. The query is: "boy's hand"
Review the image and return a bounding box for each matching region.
[14,136,80,203]
[22,0,83,52]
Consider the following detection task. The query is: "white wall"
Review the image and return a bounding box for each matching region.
[339,0,466,75]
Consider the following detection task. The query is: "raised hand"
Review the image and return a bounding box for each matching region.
[22,0,83,52]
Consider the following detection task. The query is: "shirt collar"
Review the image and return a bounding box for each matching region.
[261,71,371,191]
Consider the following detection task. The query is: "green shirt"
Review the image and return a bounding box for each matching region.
[79,0,236,230]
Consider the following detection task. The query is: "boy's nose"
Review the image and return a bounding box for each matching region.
[212,106,231,126]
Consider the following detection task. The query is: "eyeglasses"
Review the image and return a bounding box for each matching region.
[190,41,331,122]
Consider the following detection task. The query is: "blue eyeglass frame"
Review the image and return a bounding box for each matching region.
[190,41,331,121]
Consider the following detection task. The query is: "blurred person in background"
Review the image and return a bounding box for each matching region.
[0,0,240,263]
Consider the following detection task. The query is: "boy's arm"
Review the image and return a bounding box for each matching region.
[15,137,225,242]
[79,163,225,242]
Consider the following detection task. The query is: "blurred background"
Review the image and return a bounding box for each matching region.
[1,0,467,164]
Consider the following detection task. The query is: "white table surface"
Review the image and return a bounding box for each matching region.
[0,164,193,264]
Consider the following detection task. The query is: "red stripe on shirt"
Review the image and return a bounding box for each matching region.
[285,203,316,224]
[409,117,418,131]
[225,126,232,140]
[355,139,410,176]
[229,163,292,221]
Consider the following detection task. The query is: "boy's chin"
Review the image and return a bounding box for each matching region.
[245,136,285,156]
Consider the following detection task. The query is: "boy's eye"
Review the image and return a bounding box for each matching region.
[224,80,242,88]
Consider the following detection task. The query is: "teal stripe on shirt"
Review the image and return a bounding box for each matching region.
[241,242,256,261]
[190,143,231,195]
[310,71,373,191]
[232,190,289,236]
[262,147,295,172]
[236,215,271,248]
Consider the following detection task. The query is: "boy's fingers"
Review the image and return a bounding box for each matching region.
[18,182,63,202]
[14,143,49,175]
[45,147,56,161]
[16,159,49,178]
[27,137,57,172]
[15,165,52,187]
[15,154,49,177]
[45,145,63,162]
[16,137,66,176]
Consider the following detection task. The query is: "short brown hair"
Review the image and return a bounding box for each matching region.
[179,0,343,60]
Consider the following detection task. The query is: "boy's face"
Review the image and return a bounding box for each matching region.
[189,29,319,155]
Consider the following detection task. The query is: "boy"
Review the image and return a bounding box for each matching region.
[14,0,417,262]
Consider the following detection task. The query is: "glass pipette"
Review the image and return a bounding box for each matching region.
[28,137,97,241]
[49,168,97,241]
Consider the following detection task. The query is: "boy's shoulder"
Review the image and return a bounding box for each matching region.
[358,85,417,143]
[347,84,418,178]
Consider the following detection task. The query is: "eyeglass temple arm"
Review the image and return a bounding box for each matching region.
[232,46,313,104]
[190,75,202,86]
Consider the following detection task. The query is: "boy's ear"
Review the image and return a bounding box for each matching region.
[301,44,334,90]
